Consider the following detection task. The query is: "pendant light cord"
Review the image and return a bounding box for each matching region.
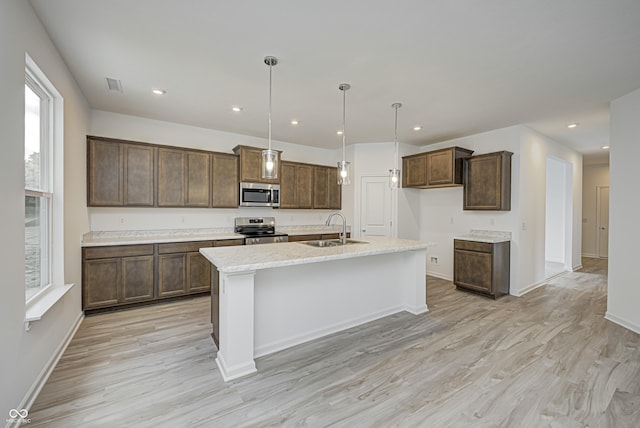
[268,61,273,151]
[342,86,346,160]
[394,104,399,169]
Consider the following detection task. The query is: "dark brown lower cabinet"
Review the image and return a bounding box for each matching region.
[453,239,510,299]
[82,245,155,310]
[83,239,244,312]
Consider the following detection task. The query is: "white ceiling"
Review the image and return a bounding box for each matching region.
[29,0,640,159]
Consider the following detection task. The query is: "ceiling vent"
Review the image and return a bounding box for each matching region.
[105,77,122,93]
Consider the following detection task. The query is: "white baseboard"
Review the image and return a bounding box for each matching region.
[426,271,452,281]
[17,312,84,414]
[605,311,640,335]
[511,280,546,297]
[581,253,598,258]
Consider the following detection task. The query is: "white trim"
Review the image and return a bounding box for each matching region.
[581,252,598,259]
[25,283,75,331]
[605,311,640,335]
[12,312,84,423]
[426,271,452,281]
[511,280,546,297]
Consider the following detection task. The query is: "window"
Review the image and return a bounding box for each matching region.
[24,56,59,303]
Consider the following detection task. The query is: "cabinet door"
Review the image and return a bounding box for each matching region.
[313,166,329,209]
[280,162,297,208]
[158,148,186,207]
[186,252,211,293]
[426,149,454,186]
[463,151,512,211]
[239,146,262,182]
[327,166,342,209]
[296,164,314,209]
[186,151,211,207]
[158,253,187,297]
[121,255,155,303]
[124,144,155,206]
[402,154,427,188]
[83,258,120,309]
[454,249,493,294]
[235,146,280,184]
[211,153,239,208]
[87,139,123,206]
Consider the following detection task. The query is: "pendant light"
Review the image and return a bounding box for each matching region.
[337,83,351,185]
[389,102,402,189]
[262,56,279,179]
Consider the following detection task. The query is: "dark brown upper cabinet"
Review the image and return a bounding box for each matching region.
[463,151,513,211]
[402,147,473,189]
[211,153,239,208]
[313,165,341,210]
[233,145,281,185]
[158,147,212,207]
[87,137,155,207]
[280,161,314,209]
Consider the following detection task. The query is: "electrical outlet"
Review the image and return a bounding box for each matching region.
[120,217,124,224]
[430,256,438,264]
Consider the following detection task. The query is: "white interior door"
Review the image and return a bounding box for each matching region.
[597,186,609,258]
[360,176,391,237]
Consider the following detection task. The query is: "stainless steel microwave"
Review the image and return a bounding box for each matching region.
[239,182,280,207]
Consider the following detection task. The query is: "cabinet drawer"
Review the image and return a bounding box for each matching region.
[158,241,213,254]
[84,244,154,260]
[214,238,245,247]
[454,239,493,253]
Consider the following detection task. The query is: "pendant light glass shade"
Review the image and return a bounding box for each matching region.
[389,102,402,189]
[262,56,278,179]
[337,83,351,185]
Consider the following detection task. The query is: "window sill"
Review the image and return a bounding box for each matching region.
[25,283,75,331]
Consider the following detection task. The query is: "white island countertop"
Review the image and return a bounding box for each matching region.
[200,236,434,273]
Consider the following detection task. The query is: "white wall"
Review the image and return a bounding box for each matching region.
[545,157,567,263]
[0,0,90,414]
[415,125,582,295]
[581,163,610,257]
[607,86,640,334]
[89,111,348,231]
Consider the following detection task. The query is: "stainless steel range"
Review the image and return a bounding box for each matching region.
[235,217,288,245]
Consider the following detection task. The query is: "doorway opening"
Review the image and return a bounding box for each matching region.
[545,156,573,279]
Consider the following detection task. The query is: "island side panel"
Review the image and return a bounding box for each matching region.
[403,248,428,314]
[253,250,428,358]
[215,270,257,382]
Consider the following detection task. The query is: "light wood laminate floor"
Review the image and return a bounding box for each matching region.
[29,258,640,427]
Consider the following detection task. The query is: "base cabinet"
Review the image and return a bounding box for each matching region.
[82,245,155,310]
[82,239,243,312]
[453,239,510,299]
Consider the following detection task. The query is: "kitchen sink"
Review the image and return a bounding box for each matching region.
[301,239,368,247]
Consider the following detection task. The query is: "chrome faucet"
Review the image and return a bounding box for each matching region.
[325,212,348,244]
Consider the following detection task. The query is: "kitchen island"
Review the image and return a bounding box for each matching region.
[200,236,433,382]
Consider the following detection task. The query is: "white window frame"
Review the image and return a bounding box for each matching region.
[24,53,71,330]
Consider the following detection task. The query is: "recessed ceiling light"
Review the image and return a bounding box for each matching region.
[567,123,578,129]
[337,130,343,135]
[231,106,242,112]
[152,88,166,95]
[290,120,299,125]
[413,126,422,131]
[601,145,610,150]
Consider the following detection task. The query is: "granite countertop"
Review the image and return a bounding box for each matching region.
[200,236,435,273]
[81,225,351,247]
[454,229,512,243]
